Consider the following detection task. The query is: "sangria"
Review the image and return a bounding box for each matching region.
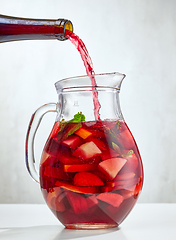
[40,113,143,229]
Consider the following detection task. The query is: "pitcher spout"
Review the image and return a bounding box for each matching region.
[107,72,126,91]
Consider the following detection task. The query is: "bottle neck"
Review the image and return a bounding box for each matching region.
[0,15,73,43]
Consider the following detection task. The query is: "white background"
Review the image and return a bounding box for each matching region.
[0,0,176,203]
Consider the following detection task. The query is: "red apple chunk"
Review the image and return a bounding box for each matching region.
[98,157,127,180]
[62,135,81,149]
[73,141,102,159]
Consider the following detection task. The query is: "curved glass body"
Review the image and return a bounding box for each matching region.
[40,119,143,229]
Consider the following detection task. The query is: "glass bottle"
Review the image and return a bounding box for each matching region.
[0,14,73,43]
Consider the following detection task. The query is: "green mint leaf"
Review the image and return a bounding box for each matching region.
[112,142,121,154]
[115,120,121,131]
[57,122,82,141]
[126,150,134,157]
[57,112,85,141]
[105,120,121,138]
[108,129,117,138]
[69,112,85,123]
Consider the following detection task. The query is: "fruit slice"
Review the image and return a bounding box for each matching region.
[75,127,92,139]
[55,180,101,194]
[120,176,143,199]
[57,122,82,141]
[98,158,127,180]
[40,151,50,164]
[96,192,124,207]
[45,138,61,155]
[134,176,143,198]
[44,166,70,180]
[118,130,135,149]
[47,187,66,212]
[86,195,98,208]
[125,152,139,172]
[62,135,81,149]
[105,177,138,190]
[59,154,83,165]
[100,184,122,193]
[48,121,60,139]
[114,172,135,181]
[120,189,135,199]
[74,172,104,186]
[66,191,88,214]
[64,164,97,172]
[119,151,139,174]
[73,141,102,159]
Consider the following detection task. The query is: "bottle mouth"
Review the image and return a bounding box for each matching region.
[55,72,126,93]
[64,20,73,33]
[56,19,73,41]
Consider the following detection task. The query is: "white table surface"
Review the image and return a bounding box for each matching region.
[0,203,175,240]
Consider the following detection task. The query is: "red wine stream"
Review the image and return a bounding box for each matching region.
[66,32,101,121]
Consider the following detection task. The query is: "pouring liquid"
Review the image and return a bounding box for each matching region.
[66,31,101,121]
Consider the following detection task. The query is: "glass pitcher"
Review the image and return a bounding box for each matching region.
[26,72,144,230]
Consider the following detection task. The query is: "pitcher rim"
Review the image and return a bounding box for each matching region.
[56,72,125,82]
[55,72,126,91]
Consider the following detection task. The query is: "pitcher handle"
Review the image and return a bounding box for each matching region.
[25,103,57,183]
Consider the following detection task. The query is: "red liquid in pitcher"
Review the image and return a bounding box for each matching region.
[40,120,143,228]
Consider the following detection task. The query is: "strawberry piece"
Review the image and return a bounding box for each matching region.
[86,195,98,208]
[74,172,104,186]
[98,158,127,180]
[118,130,135,149]
[64,164,97,172]
[47,187,66,212]
[73,141,102,159]
[44,166,70,180]
[75,127,92,139]
[66,191,88,214]
[96,192,124,207]
[62,135,81,149]
[55,180,101,194]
